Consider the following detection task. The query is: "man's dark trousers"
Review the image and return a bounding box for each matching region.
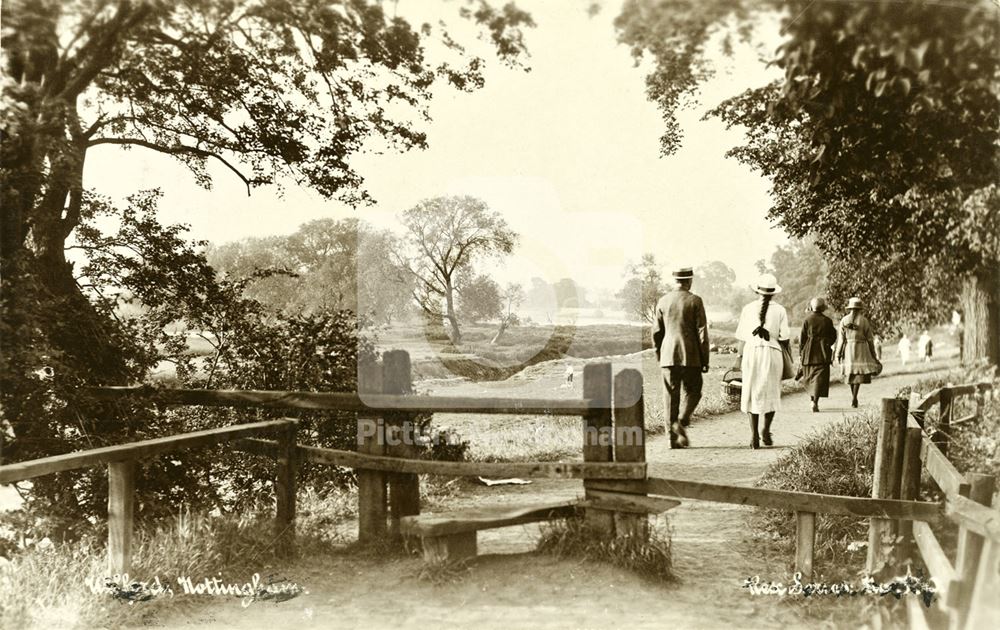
[661,366,702,444]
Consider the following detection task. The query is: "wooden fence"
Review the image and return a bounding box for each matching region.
[864,382,999,630]
[2,351,997,625]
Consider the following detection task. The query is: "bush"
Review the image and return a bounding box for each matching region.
[749,411,879,576]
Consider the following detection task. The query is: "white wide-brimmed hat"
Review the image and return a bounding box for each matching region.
[753,273,782,295]
[846,297,863,310]
[671,266,694,280]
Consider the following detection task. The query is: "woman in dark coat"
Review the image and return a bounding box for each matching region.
[799,298,837,412]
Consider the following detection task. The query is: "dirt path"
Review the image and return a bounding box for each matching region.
[153,359,956,630]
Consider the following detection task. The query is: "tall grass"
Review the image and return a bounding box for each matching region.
[537,511,674,583]
[0,491,351,630]
[749,412,879,577]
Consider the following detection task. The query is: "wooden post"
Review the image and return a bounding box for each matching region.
[383,349,420,541]
[613,368,647,540]
[949,473,996,630]
[275,419,298,552]
[583,362,614,534]
[357,360,387,544]
[107,460,136,575]
[897,426,923,567]
[795,511,816,583]
[937,387,953,456]
[866,397,907,577]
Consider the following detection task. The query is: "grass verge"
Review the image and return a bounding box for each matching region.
[536,510,674,583]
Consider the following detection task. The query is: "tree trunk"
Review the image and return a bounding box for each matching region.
[444,281,462,344]
[961,267,1000,366]
[490,318,509,345]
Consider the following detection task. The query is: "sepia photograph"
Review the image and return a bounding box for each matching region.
[1,0,999,628]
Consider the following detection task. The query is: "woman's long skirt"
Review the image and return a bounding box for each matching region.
[740,344,783,414]
[802,363,831,398]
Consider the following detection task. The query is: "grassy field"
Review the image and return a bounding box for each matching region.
[377,322,739,381]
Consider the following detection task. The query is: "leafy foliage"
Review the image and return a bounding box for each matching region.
[207,218,414,325]
[1,0,533,531]
[754,238,827,323]
[457,273,503,323]
[617,0,999,359]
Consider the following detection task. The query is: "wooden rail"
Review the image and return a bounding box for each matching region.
[0,418,296,574]
[233,439,645,479]
[88,386,594,416]
[0,420,293,484]
[587,478,943,521]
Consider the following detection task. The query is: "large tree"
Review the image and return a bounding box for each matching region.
[0,0,532,473]
[398,195,517,344]
[615,0,999,364]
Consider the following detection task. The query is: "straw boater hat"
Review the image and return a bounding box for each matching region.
[672,266,694,280]
[753,273,781,295]
[846,297,863,310]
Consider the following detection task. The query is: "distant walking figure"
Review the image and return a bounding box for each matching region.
[735,273,789,449]
[835,297,881,408]
[800,298,837,412]
[564,364,574,386]
[653,266,710,449]
[898,335,912,366]
[918,330,933,363]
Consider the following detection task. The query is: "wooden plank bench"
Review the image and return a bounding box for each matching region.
[401,495,681,563]
[401,500,580,563]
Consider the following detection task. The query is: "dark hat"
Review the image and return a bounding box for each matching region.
[672,267,694,280]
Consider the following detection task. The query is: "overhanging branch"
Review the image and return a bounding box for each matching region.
[88,137,252,195]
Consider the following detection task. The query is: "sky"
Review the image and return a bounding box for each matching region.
[82,0,787,293]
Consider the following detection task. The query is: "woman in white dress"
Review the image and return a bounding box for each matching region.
[735,273,791,449]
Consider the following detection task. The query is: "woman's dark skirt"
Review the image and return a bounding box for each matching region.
[802,363,831,398]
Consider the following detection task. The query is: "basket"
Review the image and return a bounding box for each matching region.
[722,369,742,404]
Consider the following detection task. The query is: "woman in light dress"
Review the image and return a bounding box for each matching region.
[734,273,790,449]
[835,297,881,408]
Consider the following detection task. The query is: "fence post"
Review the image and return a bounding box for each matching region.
[357,359,387,544]
[949,472,996,630]
[107,460,136,576]
[613,368,647,540]
[384,349,420,541]
[795,511,816,583]
[937,387,953,456]
[275,419,298,553]
[866,397,908,577]
[583,362,615,534]
[897,425,923,567]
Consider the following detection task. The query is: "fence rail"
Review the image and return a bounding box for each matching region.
[88,385,594,416]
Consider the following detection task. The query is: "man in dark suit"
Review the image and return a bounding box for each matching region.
[653,267,710,448]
